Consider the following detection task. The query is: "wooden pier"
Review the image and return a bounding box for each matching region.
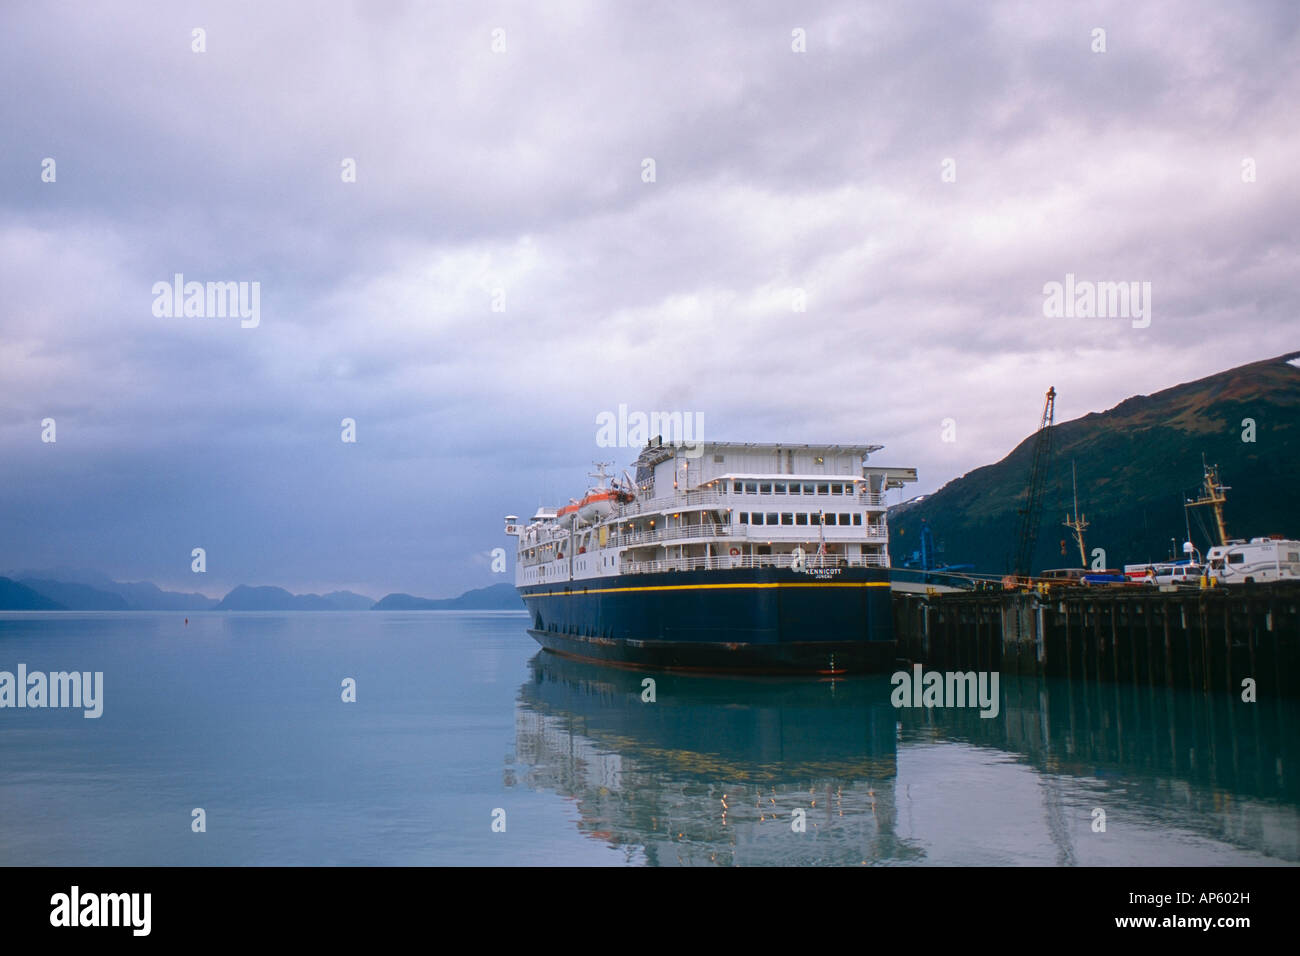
[892,582,1300,696]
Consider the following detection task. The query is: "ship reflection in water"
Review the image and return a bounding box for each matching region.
[513,652,1300,866]
[515,652,911,865]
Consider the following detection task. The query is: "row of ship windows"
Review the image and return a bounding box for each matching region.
[727,481,857,496]
[738,512,864,526]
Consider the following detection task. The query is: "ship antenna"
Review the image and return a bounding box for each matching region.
[1185,456,1230,547]
[1063,459,1089,568]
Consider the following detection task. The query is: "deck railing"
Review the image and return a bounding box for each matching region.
[611,488,886,518]
[610,524,890,547]
[619,552,889,574]
[606,524,732,547]
[614,490,728,517]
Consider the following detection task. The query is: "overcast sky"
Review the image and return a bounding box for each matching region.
[2,1,1296,598]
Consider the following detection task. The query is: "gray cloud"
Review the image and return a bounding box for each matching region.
[1,0,1297,596]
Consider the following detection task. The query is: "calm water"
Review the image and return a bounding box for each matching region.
[0,611,1296,866]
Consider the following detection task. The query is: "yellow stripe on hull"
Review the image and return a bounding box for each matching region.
[523,581,892,598]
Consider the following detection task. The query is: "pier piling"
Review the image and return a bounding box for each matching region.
[892,582,1300,696]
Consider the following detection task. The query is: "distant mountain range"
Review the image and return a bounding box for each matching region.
[2,568,219,610]
[215,586,377,611]
[371,583,522,610]
[0,568,521,612]
[0,577,64,610]
[889,351,1300,574]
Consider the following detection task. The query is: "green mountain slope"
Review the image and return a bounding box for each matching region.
[890,352,1300,573]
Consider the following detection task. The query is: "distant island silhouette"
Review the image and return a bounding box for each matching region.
[0,569,521,611]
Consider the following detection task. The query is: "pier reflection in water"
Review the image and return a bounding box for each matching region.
[513,652,1299,866]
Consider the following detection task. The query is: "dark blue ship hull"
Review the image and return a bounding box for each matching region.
[518,565,895,674]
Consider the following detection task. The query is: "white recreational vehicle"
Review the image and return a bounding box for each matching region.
[1204,536,1300,585]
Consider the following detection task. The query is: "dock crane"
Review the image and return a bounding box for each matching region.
[1010,387,1056,578]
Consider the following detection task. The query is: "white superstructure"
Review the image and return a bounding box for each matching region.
[505,438,917,587]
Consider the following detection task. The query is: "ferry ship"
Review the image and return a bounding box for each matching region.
[505,438,917,674]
